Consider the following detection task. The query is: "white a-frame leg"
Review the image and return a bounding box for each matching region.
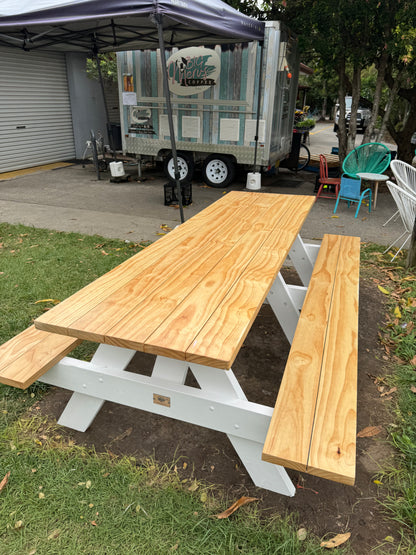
[40,348,295,496]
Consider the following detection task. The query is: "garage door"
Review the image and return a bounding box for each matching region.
[0,47,75,173]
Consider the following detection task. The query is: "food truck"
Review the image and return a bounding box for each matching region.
[117,21,299,187]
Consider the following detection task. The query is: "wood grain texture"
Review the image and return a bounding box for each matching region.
[0,326,80,389]
[307,235,360,485]
[34,192,315,368]
[262,235,360,485]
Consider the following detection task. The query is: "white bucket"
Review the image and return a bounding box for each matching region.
[109,161,125,177]
[246,172,261,190]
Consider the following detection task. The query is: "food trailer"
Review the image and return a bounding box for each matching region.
[118,21,299,187]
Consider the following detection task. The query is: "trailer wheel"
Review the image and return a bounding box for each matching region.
[163,152,194,183]
[202,155,235,188]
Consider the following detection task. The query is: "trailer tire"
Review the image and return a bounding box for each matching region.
[163,152,194,183]
[202,155,235,188]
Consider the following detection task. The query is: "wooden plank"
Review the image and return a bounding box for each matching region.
[262,235,343,472]
[307,236,359,485]
[35,191,258,334]
[0,326,81,389]
[103,195,288,354]
[65,201,267,347]
[186,196,315,367]
[142,195,308,362]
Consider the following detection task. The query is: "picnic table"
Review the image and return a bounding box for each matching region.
[0,191,360,497]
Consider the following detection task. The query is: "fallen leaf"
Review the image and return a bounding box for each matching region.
[212,496,258,519]
[14,520,24,530]
[85,480,92,489]
[321,532,351,548]
[394,306,402,318]
[384,536,394,543]
[373,479,383,485]
[90,521,98,526]
[200,492,208,503]
[38,492,45,499]
[34,299,60,305]
[381,387,397,397]
[357,426,382,438]
[188,480,199,492]
[47,529,61,540]
[410,386,416,394]
[378,285,390,295]
[0,471,10,493]
[297,527,307,541]
[101,250,109,256]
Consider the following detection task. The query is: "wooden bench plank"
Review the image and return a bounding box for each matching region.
[307,236,359,484]
[0,326,81,389]
[262,234,359,485]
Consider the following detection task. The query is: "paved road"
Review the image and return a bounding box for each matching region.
[0,127,403,248]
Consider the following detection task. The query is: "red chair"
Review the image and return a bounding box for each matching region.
[315,154,341,201]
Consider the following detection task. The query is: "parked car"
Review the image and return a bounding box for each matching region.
[334,96,371,133]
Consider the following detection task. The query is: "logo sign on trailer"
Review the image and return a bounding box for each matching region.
[166,47,221,96]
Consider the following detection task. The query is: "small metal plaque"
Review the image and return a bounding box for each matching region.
[153,393,171,408]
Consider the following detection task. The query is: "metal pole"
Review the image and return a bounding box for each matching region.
[155,15,185,224]
[94,50,117,161]
[252,41,264,172]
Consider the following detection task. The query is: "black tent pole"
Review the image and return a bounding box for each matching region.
[155,15,185,224]
[93,49,117,161]
[252,41,264,173]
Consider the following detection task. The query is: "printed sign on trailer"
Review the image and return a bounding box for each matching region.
[166,47,221,96]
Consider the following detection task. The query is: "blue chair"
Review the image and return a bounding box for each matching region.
[333,174,372,218]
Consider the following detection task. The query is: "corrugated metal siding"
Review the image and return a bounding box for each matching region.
[0,47,75,172]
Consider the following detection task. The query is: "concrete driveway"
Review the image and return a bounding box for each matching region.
[0,124,404,249]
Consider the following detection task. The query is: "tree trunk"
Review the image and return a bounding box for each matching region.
[347,65,361,152]
[363,49,388,143]
[337,58,348,164]
[406,217,416,269]
[376,75,400,143]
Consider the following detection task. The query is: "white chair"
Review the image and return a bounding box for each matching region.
[383,180,416,260]
[384,160,416,226]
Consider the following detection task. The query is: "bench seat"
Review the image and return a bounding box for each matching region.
[262,234,360,485]
[0,326,81,389]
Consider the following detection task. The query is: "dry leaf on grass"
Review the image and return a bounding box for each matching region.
[0,471,10,493]
[321,532,351,548]
[410,386,416,394]
[212,496,258,519]
[357,426,382,438]
[381,387,397,397]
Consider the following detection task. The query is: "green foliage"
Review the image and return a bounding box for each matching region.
[361,246,416,544]
[86,53,118,83]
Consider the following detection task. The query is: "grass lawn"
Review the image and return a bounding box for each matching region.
[0,223,329,554]
[0,223,415,553]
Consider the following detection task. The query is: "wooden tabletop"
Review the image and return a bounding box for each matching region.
[35,191,314,369]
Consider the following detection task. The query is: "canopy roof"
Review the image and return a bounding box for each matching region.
[0,0,265,52]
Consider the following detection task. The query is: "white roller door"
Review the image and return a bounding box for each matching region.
[0,47,75,173]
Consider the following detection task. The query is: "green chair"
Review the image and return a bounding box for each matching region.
[342,142,391,177]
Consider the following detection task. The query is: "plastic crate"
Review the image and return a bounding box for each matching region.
[164,183,192,206]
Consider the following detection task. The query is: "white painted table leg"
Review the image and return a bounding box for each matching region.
[43,343,136,432]
[267,273,306,344]
[288,235,316,285]
[228,435,295,496]
[57,392,105,432]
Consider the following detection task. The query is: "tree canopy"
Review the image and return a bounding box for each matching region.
[228,0,416,161]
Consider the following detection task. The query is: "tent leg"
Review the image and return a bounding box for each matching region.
[155,16,185,224]
[94,51,117,161]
